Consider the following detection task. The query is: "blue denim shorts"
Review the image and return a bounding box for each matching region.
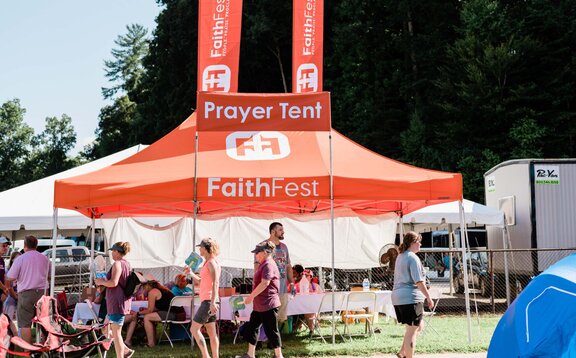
[107,313,125,325]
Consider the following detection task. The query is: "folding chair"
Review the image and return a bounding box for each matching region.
[421,287,441,335]
[0,314,27,358]
[15,295,112,358]
[56,290,76,321]
[342,291,377,341]
[158,296,193,348]
[310,292,346,343]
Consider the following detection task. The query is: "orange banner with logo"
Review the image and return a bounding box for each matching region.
[197,0,243,93]
[292,0,324,93]
[198,176,330,201]
[197,92,331,131]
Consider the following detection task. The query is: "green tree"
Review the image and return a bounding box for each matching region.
[0,99,34,190]
[132,0,198,144]
[102,24,150,99]
[88,24,151,159]
[431,0,575,200]
[25,115,77,181]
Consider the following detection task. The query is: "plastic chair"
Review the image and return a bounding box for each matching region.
[310,292,346,343]
[342,291,377,341]
[158,296,193,348]
[421,287,441,335]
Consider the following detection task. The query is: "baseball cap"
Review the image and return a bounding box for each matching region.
[108,244,125,254]
[250,241,275,254]
[196,238,212,249]
[0,237,12,245]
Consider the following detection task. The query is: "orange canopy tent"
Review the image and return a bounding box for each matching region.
[53,113,462,218]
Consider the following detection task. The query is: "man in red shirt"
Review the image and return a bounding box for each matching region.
[237,241,283,358]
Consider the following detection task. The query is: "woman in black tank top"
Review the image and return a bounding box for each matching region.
[126,280,175,348]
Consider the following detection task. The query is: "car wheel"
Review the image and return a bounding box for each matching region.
[479,278,488,297]
[454,276,463,294]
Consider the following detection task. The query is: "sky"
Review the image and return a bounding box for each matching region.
[0,1,162,154]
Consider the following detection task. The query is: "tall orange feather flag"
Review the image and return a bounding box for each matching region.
[198,0,243,93]
[292,0,324,93]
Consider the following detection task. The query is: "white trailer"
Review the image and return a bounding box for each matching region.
[484,159,576,282]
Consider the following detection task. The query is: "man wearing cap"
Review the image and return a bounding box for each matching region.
[6,235,50,343]
[254,222,293,324]
[0,236,11,313]
[238,241,284,358]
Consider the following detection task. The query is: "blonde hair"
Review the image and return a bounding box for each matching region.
[399,231,421,253]
[112,241,131,256]
[202,238,220,256]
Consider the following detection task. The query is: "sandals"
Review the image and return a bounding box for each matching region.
[124,348,135,358]
[396,353,406,358]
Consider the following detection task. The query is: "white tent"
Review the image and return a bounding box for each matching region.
[0,145,146,232]
[403,199,504,226]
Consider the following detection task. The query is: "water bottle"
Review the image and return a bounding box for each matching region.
[362,278,370,291]
[300,276,310,294]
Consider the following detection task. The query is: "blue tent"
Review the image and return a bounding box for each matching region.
[488,254,576,357]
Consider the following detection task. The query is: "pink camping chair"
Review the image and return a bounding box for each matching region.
[12,295,112,358]
[0,314,32,357]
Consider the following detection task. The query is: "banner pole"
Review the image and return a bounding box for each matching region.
[329,130,335,345]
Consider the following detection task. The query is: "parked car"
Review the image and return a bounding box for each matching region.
[43,246,104,287]
[452,251,493,297]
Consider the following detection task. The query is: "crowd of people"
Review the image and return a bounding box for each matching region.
[0,226,434,358]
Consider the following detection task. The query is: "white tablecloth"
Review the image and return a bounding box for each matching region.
[217,290,394,321]
[73,291,395,323]
[73,300,149,324]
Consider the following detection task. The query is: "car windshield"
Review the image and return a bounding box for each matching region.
[466,252,487,267]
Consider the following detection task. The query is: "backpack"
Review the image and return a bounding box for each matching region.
[123,271,141,297]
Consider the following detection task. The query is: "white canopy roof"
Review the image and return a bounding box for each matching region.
[403,199,504,226]
[0,145,146,231]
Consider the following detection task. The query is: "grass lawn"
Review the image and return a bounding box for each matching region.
[106,314,500,357]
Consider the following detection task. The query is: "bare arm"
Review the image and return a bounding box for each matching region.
[244,279,270,305]
[416,281,433,309]
[208,260,220,313]
[139,289,159,315]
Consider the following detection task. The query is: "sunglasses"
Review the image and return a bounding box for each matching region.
[1,244,9,248]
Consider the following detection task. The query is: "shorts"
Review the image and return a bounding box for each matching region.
[193,300,217,324]
[158,306,186,321]
[17,289,45,328]
[394,302,424,326]
[107,313,126,325]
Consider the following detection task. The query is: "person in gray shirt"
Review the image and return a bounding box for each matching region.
[391,231,433,358]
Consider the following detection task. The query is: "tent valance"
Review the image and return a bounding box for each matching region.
[54,113,462,218]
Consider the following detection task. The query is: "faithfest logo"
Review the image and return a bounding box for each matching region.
[226,131,290,161]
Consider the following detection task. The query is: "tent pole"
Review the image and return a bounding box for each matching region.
[329,131,336,345]
[192,130,199,261]
[448,224,454,295]
[398,212,404,240]
[458,201,472,344]
[502,216,511,306]
[89,215,96,287]
[50,208,58,297]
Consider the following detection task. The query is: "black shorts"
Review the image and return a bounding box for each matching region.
[193,300,217,324]
[394,302,424,326]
